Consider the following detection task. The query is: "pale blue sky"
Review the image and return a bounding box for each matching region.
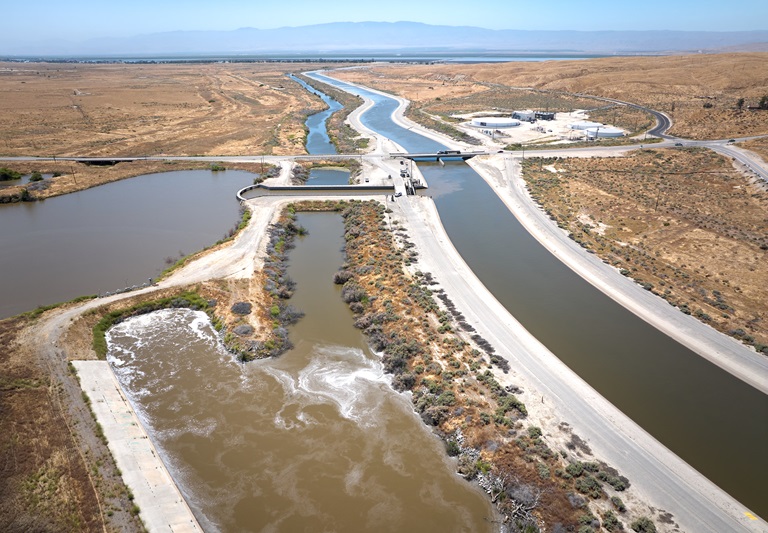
[4,0,767,45]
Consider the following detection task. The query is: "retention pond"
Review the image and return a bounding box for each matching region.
[0,169,254,319]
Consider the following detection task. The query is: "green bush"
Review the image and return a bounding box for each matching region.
[602,510,623,531]
[611,495,626,512]
[0,167,22,181]
[630,517,656,533]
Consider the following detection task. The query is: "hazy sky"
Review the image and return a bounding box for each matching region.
[3,0,767,45]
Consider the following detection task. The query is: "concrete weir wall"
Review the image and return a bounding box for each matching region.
[237,183,396,201]
[73,361,201,533]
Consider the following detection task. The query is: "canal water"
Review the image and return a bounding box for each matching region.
[0,170,254,319]
[307,168,350,185]
[306,73,768,516]
[290,74,342,155]
[107,213,496,531]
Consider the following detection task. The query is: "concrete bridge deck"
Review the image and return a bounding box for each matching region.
[389,151,489,161]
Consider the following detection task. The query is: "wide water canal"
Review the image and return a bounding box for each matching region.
[307,72,768,516]
[107,213,496,531]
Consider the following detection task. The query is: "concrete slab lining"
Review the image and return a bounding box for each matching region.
[73,360,201,533]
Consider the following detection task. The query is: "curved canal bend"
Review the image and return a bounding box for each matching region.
[306,72,768,517]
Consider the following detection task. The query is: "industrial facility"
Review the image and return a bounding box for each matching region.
[513,110,535,121]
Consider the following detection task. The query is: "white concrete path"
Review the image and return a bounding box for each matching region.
[74,361,201,533]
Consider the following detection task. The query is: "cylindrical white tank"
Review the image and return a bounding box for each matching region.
[585,126,624,138]
[570,121,604,130]
[470,117,521,128]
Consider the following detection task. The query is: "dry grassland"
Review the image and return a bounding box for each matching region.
[0,61,331,157]
[523,148,768,352]
[332,53,768,140]
[0,313,143,532]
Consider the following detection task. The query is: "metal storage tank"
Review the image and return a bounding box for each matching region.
[585,126,625,138]
[513,110,535,121]
[570,121,604,130]
[470,117,521,128]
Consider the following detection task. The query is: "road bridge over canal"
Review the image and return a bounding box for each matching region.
[390,150,489,161]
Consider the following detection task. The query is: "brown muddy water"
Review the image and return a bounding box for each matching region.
[106,212,496,532]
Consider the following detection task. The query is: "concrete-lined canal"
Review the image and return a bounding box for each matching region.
[307,71,767,517]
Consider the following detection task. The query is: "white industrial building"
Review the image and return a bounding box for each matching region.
[470,117,521,128]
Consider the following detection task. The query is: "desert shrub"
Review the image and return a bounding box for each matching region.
[602,510,623,531]
[630,517,656,533]
[566,462,584,477]
[231,302,252,315]
[611,496,626,512]
[446,439,461,456]
[333,270,354,284]
[527,426,543,439]
[575,475,602,498]
[341,281,368,303]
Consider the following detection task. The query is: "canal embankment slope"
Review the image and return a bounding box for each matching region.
[467,154,768,394]
[390,192,765,532]
[73,360,201,533]
[317,71,767,530]
[321,70,768,394]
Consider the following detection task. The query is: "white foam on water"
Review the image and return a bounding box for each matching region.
[261,344,391,429]
[105,307,226,431]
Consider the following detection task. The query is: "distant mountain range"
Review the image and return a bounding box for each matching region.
[4,22,768,57]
